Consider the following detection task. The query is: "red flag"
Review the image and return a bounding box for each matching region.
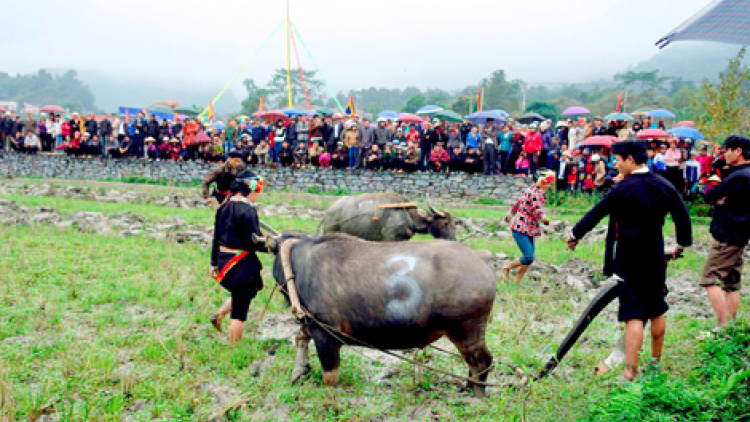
[477,87,483,112]
[616,91,624,113]
[258,96,265,113]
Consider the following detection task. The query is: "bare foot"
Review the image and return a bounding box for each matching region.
[210,313,223,333]
[594,362,610,375]
[501,266,510,281]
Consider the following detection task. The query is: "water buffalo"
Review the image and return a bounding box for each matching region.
[264,231,496,397]
[320,193,456,241]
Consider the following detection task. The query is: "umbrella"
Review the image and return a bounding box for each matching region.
[41,105,65,114]
[0,106,5,113]
[604,112,634,121]
[489,109,511,117]
[194,130,212,143]
[148,105,174,114]
[675,120,695,127]
[668,126,704,139]
[316,107,336,116]
[257,110,289,122]
[213,121,226,131]
[579,135,618,147]
[630,108,651,117]
[562,106,590,116]
[433,110,464,123]
[416,105,443,115]
[397,113,425,123]
[174,105,200,116]
[517,112,545,124]
[646,109,676,118]
[282,109,307,116]
[377,110,399,119]
[636,129,671,140]
[466,111,508,125]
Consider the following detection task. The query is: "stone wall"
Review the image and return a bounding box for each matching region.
[0,153,532,202]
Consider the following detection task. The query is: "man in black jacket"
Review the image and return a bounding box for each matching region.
[701,135,750,327]
[209,171,267,343]
[567,140,692,381]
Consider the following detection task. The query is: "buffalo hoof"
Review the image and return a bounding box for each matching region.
[290,363,311,385]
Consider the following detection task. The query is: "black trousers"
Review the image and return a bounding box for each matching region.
[482,145,497,175]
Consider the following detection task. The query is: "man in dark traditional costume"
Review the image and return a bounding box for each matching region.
[209,171,267,344]
[567,140,692,381]
[201,151,246,210]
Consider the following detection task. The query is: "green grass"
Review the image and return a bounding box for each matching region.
[0,182,744,421]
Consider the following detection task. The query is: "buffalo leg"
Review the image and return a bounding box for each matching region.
[291,326,312,385]
[448,327,493,398]
[311,326,342,386]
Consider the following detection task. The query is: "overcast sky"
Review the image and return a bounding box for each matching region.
[3,0,708,96]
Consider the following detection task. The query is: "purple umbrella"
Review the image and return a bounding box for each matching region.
[562,106,590,116]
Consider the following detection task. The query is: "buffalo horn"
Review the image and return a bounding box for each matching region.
[425,195,447,218]
[259,220,280,237]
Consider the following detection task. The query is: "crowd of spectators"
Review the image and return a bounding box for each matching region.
[0,110,724,199]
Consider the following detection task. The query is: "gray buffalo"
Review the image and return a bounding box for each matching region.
[265,232,496,397]
[320,193,456,241]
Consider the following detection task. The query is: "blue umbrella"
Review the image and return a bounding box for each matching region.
[282,109,307,116]
[465,111,507,125]
[416,105,443,115]
[212,121,226,131]
[378,110,399,119]
[647,109,676,118]
[489,109,510,117]
[668,126,704,140]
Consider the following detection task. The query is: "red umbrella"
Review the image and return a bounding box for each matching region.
[194,130,212,143]
[579,135,618,147]
[0,106,6,113]
[257,110,289,122]
[674,120,695,127]
[41,105,65,114]
[397,113,425,123]
[637,129,671,140]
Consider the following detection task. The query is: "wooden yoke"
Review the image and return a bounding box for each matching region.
[279,239,305,320]
[373,202,417,221]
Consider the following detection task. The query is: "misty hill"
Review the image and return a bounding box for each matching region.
[627,42,747,81]
[76,70,240,115]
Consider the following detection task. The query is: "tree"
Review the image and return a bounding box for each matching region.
[525,101,558,120]
[0,68,97,112]
[697,48,750,142]
[240,78,270,115]
[479,70,523,115]
[266,68,324,108]
[402,94,426,113]
[451,95,473,116]
[614,70,668,92]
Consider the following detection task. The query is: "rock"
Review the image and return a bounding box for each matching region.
[564,275,587,292]
[247,356,275,377]
[3,335,33,344]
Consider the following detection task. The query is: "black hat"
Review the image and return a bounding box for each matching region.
[612,139,647,156]
[228,150,244,159]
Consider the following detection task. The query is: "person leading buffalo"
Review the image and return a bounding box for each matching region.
[202,150,246,210]
[566,140,692,382]
[502,170,555,282]
[209,171,267,344]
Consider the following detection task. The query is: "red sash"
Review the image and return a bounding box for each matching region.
[215,251,248,283]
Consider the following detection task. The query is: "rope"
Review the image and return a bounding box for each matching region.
[289,29,311,111]
[290,22,345,113]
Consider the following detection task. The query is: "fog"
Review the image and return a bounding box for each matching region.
[3,0,707,95]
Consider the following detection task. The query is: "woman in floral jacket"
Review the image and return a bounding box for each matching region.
[501,171,555,282]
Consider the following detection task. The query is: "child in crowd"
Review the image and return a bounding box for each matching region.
[146,137,158,160]
[279,141,294,167]
[254,139,270,165]
[331,142,347,169]
[464,146,480,174]
[308,140,324,167]
[515,152,529,177]
[318,148,331,169]
[581,174,595,195]
[429,144,449,172]
[382,143,394,171]
[449,145,465,173]
[392,145,406,172]
[293,141,307,168]
[404,145,419,173]
[169,138,181,160]
[568,165,578,193]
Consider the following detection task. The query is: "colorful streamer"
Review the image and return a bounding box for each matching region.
[290,22,345,113]
[285,19,293,109]
[199,20,285,118]
[290,29,311,110]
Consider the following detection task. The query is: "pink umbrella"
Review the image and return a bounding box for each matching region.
[397,113,425,123]
[0,106,5,113]
[562,106,590,116]
[257,110,289,122]
[194,130,212,143]
[636,129,671,140]
[41,105,65,114]
[674,120,695,127]
[579,135,618,147]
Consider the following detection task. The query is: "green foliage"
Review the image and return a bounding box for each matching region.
[480,70,524,115]
[451,95,473,116]
[583,321,750,422]
[0,69,97,112]
[239,78,270,115]
[525,101,558,121]
[697,47,750,143]
[473,196,504,206]
[402,94,427,113]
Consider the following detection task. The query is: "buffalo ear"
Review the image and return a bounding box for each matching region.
[417,209,434,223]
